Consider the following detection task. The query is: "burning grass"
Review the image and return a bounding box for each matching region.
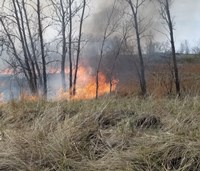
[0,96,200,170]
[55,66,118,100]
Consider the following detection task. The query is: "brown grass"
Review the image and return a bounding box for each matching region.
[117,62,200,98]
[0,96,200,170]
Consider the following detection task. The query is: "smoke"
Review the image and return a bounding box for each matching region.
[84,0,119,36]
[82,0,158,83]
[0,0,199,99]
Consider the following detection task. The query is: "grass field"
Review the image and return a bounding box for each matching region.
[115,59,200,98]
[0,95,200,171]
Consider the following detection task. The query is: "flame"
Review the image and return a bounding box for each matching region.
[48,67,70,74]
[19,92,40,101]
[0,66,118,101]
[58,66,118,100]
[0,69,13,75]
[48,67,60,74]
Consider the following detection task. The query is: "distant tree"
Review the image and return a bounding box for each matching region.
[180,40,190,54]
[157,0,180,96]
[191,40,200,57]
[184,40,190,55]
[146,36,155,56]
[145,33,161,57]
[192,40,200,56]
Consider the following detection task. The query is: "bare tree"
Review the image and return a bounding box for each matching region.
[180,40,190,54]
[157,0,180,96]
[0,0,49,97]
[192,40,200,56]
[95,0,119,99]
[0,0,37,94]
[50,0,87,96]
[50,0,69,92]
[21,0,42,88]
[108,25,130,93]
[37,0,47,97]
[68,0,73,96]
[15,0,38,94]
[145,33,161,57]
[73,0,87,96]
[125,0,149,95]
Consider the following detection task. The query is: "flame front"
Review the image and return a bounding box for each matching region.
[0,66,118,101]
[58,66,118,100]
[0,69,13,75]
[19,92,40,101]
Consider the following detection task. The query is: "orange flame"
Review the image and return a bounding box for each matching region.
[0,66,118,101]
[58,66,118,100]
[48,67,70,74]
[19,93,40,101]
[0,69,13,75]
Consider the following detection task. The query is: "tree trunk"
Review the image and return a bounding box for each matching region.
[12,0,37,95]
[73,0,86,96]
[61,16,67,91]
[128,0,147,96]
[59,0,67,92]
[95,1,117,99]
[96,38,105,99]
[0,18,29,84]
[68,0,73,96]
[37,0,47,98]
[165,0,180,96]
[22,0,43,89]
[16,0,38,95]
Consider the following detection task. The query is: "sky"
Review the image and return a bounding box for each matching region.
[172,0,200,47]
[1,0,200,50]
[90,0,200,49]
[36,0,200,50]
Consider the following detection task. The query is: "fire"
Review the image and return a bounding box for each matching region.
[19,92,40,101]
[0,65,118,101]
[48,67,70,74]
[0,69,13,75]
[58,66,118,100]
[48,67,60,74]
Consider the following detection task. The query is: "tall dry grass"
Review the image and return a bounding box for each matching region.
[117,62,200,97]
[0,96,200,170]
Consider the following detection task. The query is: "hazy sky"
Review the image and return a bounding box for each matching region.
[91,0,200,48]
[172,0,200,46]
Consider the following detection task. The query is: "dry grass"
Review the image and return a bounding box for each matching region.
[0,96,200,170]
[117,62,200,97]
